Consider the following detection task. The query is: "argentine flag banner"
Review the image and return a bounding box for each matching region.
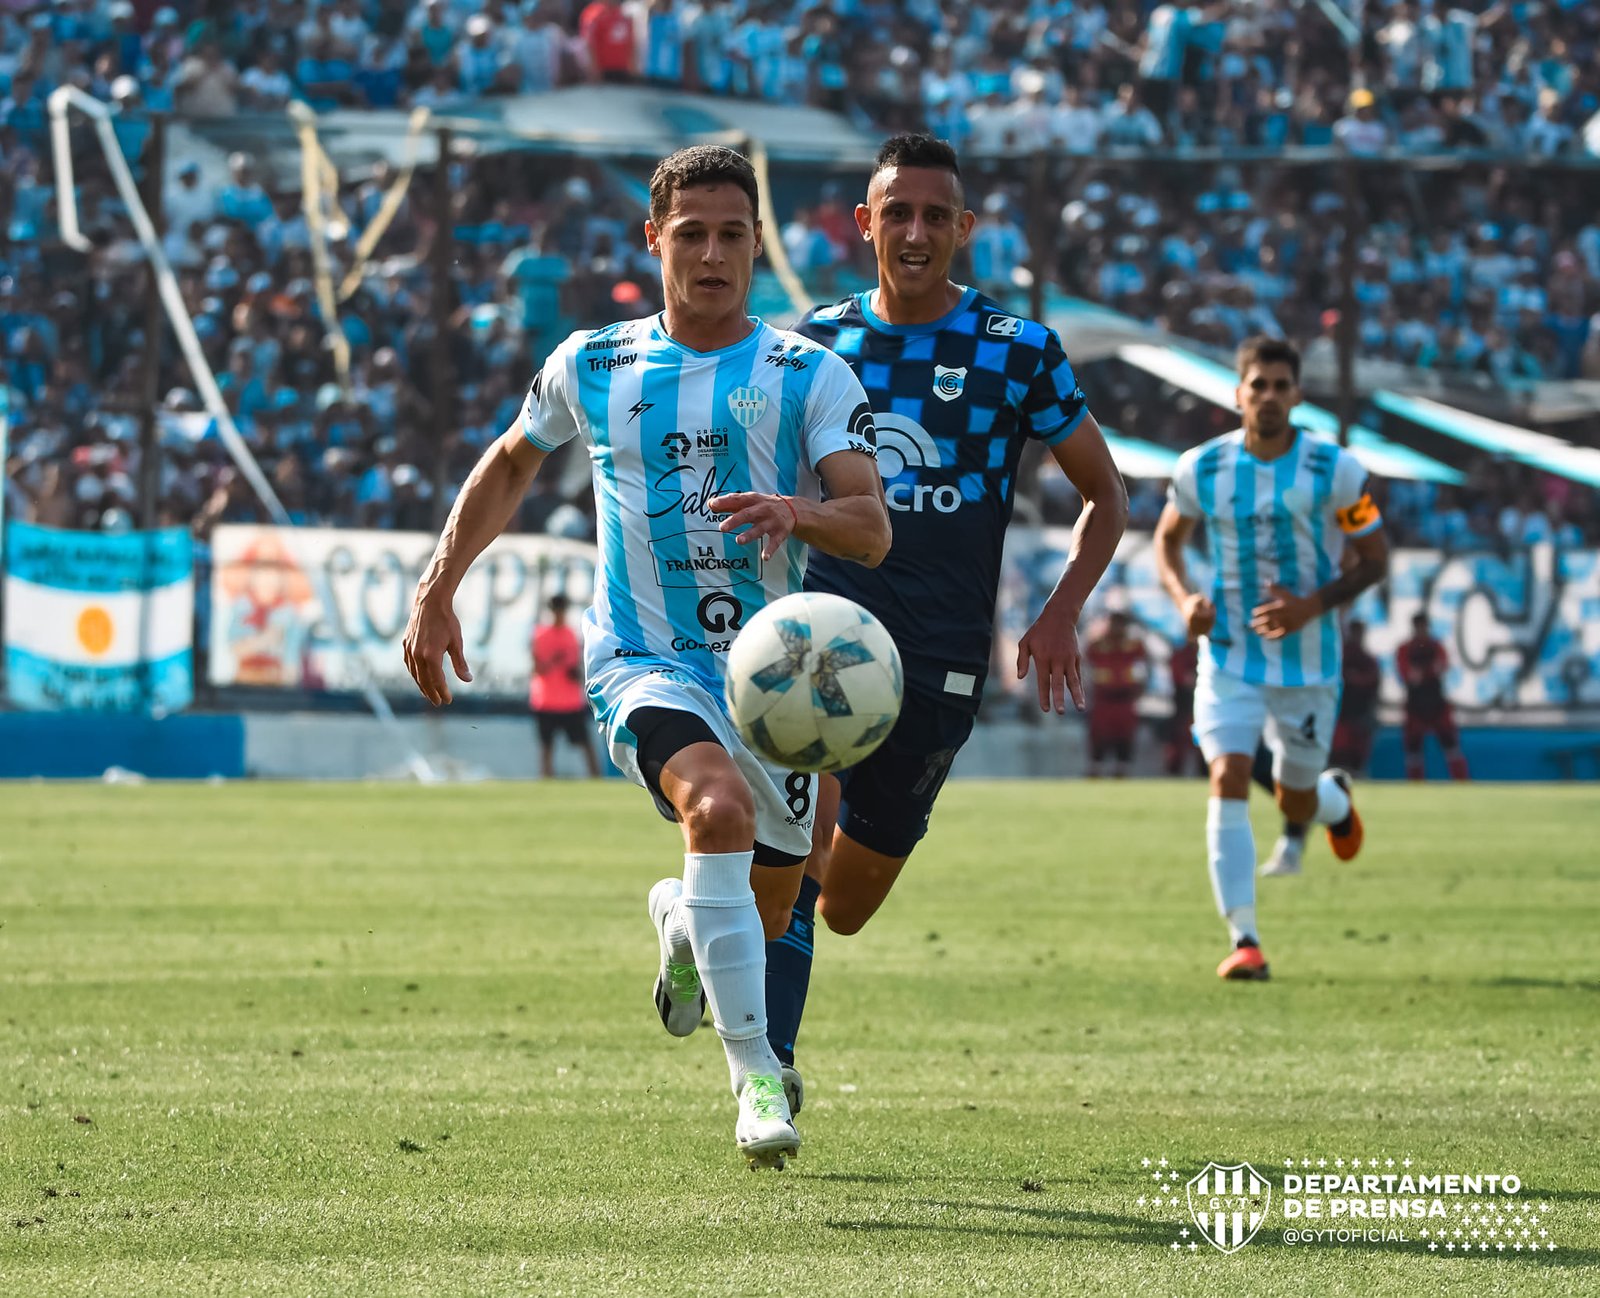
[4,522,194,712]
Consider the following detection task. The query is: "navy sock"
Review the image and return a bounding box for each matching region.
[764,874,821,1067]
[1284,820,1307,842]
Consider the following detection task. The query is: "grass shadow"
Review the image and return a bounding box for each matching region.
[822,1198,1168,1246]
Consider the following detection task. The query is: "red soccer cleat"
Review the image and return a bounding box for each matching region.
[1217,941,1271,981]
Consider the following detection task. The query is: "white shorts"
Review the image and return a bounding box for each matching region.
[1193,659,1338,790]
[589,656,818,862]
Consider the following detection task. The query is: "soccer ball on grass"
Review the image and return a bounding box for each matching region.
[724,592,903,773]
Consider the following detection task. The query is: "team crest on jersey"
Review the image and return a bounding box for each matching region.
[727,386,768,428]
[985,314,1023,337]
[933,365,967,402]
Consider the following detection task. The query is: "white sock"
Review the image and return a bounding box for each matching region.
[681,850,780,1094]
[1207,797,1258,944]
[1225,905,1258,946]
[1313,771,1352,826]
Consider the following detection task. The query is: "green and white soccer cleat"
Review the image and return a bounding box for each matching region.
[736,1074,800,1170]
[648,878,705,1038]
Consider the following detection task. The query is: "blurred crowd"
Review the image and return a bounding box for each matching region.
[3,0,1600,549]
[3,0,1596,152]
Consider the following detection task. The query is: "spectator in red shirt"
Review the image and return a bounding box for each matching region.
[1085,610,1148,778]
[1398,612,1469,780]
[530,593,600,778]
[579,0,637,83]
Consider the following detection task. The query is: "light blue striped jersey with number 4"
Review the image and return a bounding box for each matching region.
[1168,428,1382,688]
[519,314,875,699]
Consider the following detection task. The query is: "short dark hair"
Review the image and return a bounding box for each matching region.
[548,592,571,615]
[1236,335,1301,383]
[648,145,758,226]
[872,133,962,185]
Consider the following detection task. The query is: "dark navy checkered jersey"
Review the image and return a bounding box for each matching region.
[795,287,1091,709]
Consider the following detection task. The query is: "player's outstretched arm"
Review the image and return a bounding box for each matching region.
[1153,503,1216,640]
[710,448,890,567]
[1017,416,1129,714]
[403,428,548,705]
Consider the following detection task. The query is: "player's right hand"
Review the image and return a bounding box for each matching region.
[403,590,473,706]
[1182,593,1215,640]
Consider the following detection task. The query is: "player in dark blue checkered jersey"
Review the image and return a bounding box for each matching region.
[764,135,1129,1114]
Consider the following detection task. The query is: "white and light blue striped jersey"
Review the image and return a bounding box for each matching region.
[1168,428,1381,687]
[520,314,876,705]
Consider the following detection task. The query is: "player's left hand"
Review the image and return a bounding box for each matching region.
[1017,609,1085,715]
[1250,584,1317,639]
[711,492,797,562]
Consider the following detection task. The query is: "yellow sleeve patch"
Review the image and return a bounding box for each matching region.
[1336,493,1381,534]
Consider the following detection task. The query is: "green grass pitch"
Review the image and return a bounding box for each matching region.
[2,780,1596,1297]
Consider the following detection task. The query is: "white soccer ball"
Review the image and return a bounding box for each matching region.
[725,591,904,773]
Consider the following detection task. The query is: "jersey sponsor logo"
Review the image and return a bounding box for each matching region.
[872,414,961,514]
[646,463,739,521]
[848,401,877,450]
[662,429,731,460]
[872,413,941,478]
[584,335,635,350]
[727,386,768,428]
[587,353,636,372]
[648,529,760,589]
[933,365,967,402]
[671,634,734,653]
[765,352,808,370]
[887,482,962,513]
[627,400,654,423]
[696,592,744,633]
[984,314,1023,337]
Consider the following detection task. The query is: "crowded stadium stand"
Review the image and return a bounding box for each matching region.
[3,0,1599,778]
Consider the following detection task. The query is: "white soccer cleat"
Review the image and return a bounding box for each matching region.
[1259,836,1303,877]
[648,878,705,1038]
[780,1063,804,1117]
[736,1073,800,1170]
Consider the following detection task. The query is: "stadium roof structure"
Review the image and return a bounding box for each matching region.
[174,87,879,191]
[1373,391,1600,490]
[1098,429,1181,479]
[1111,343,1466,485]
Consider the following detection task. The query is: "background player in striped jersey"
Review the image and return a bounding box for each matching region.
[401,145,890,1167]
[1154,336,1389,981]
[764,134,1128,1108]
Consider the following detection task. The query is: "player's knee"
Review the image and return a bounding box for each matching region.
[680,776,756,850]
[757,895,792,941]
[817,894,867,937]
[1210,759,1252,800]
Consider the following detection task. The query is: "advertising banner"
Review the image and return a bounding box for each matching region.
[208,525,597,698]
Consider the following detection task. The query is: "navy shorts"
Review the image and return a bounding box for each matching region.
[835,685,976,859]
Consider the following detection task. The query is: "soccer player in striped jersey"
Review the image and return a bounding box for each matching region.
[402,146,890,1167]
[1154,336,1390,981]
[763,134,1128,1110]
